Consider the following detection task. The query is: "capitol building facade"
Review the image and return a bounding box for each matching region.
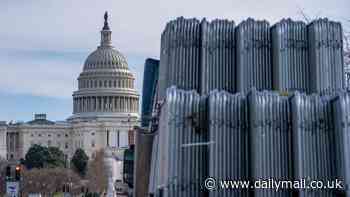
[0,13,139,162]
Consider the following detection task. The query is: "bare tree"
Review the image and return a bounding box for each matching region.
[86,150,108,194]
[344,30,350,66]
[0,157,8,195]
[21,167,82,196]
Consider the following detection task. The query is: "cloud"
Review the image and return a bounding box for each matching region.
[0,50,81,98]
[0,49,145,99]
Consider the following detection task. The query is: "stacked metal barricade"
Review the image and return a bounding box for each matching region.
[148,134,160,196]
[207,91,248,197]
[291,93,336,197]
[157,17,345,98]
[158,18,202,100]
[272,19,309,92]
[201,20,236,94]
[248,90,292,197]
[150,87,207,197]
[236,19,272,92]
[145,16,348,197]
[308,18,344,93]
[332,92,350,197]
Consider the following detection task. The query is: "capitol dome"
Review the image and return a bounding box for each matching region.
[83,47,128,70]
[69,12,139,121]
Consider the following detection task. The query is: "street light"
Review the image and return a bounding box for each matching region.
[15,165,21,181]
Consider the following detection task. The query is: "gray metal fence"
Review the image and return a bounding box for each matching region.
[152,86,207,197]
[201,20,236,94]
[158,17,345,97]
[332,92,350,197]
[147,16,348,197]
[158,18,202,100]
[149,88,350,197]
[248,90,292,197]
[148,134,160,196]
[271,19,309,93]
[207,90,248,197]
[308,18,344,93]
[291,92,336,197]
[236,18,272,92]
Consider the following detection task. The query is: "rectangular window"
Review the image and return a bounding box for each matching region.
[119,131,128,148]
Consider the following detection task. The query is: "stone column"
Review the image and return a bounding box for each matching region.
[91,97,93,112]
[83,98,86,112]
[86,97,89,112]
[123,96,126,112]
[107,96,110,111]
[121,96,124,112]
[100,96,104,111]
[105,96,108,111]
[78,98,81,113]
[133,98,136,112]
[95,97,97,112]
[100,96,102,112]
[73,98,76,113]
[126,97,129,112]
[116,96,119,112]
[90,96,93,112]
[127,97,130,112]
[112,97,115,112]
[85,98,88,112]
[88,97,91,112]
[89,96,94,112]
[81,98,83,112]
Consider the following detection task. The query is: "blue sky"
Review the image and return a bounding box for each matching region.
[0,0,349,121]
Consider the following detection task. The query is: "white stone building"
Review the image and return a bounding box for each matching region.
[0,13,139,162]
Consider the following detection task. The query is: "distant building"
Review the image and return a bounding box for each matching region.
[345,65,350,88]
[0,13,139,162]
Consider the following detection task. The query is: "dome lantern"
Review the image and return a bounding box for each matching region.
[101,11,112,47]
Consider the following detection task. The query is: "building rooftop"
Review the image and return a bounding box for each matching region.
[26,114,55,125]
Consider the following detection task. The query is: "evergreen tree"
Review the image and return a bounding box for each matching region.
[24,144,66,169]
[71,148,89,176]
